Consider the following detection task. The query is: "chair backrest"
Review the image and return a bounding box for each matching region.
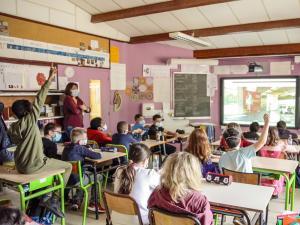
[106,144,128,159]
[87,140,99,149]
[223,168,260,185]
[103,191,143,225]
[149,207,201,225]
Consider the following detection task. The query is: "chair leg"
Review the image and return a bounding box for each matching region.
[82,188,89,225]
[97,181,102,204]
[103,171,109,191]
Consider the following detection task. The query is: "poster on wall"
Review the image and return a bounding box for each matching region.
[125,77,153,101]
[143,65,172,77]
[110,63,126,90]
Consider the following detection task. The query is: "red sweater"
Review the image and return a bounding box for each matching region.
[148,188,213,225]
[87,128,112,146]
[220,137,252,150]
[63,95,84,128]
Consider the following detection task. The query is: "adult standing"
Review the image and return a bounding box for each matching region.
[63,82,90,138]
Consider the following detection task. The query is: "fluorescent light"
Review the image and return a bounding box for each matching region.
[169,32,211,47]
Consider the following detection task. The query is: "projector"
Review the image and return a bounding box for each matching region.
[248,62,263,73]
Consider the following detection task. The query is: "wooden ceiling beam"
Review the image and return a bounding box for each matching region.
[130,18,300,43]
[193,44,300,59]
[91,0,235,23]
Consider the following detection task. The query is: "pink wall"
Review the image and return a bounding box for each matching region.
[58,41,193,132]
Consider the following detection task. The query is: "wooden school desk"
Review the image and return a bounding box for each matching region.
[0,166,66,225]
[252,156,299,211]
[201,181,274,225]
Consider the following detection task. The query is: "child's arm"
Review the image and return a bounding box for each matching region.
[31,65,56,122]
[80,146,102,159]
[253,114,270,152]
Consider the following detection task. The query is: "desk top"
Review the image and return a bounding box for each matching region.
[0,167,65,185]
[252,156,298,174]
[86,151,126,164]
[201,181,274,212]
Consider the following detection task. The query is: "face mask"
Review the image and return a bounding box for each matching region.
[79,139,88,145]
[52,132,62,143]
[155,122,163,127]
[139,120,145,125]
[71,89,79,97]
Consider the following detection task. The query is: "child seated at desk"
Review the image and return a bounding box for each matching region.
[112,121,138,151]
[131,114,148,140]
[148,152,213,225]
[186,128,219,177]
[219,114,270,173]
[114,143,160,225]
[87,117,112,147]
[277,120,298,140]
[243,122,260,141]
[147,114,176,155]
[42,123,61,159]
[62,127,104,212]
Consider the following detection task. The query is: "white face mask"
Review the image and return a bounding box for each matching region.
[139,120,145,125]
[71,89,79,97]
[101,123,108,131]
[155,122,163,127]
[79,139,87,145]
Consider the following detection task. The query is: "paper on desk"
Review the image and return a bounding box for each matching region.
[110,63,126,90]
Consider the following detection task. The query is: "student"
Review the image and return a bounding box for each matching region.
[219,114,270,173]
[219,122,252,150]
[131,114,148,140]
[0,207,25,225]
[243,122,260,141]
[87,117,112,147]
[277,120,298,139]
[147,114,176,155]
[8,66,72,186]
[148,152,213,225]
[186,128,219,177]
[114,143,160,224]
[112,121,138,151]
[0,102,14,164]
[42,123,61,159]
[62,127,104,212]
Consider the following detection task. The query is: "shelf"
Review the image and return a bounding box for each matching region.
[0,92,64,96]
[5,116,64,123]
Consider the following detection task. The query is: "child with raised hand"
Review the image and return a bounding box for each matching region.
[114,143,160,225]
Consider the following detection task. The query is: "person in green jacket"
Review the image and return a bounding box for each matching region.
[8,65,72,186]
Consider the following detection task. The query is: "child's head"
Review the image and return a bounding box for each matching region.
[11,100,32,119]
[223,127,241,149]
[118,143,150,194]
[186,128,211,163]
[160,152,202,202]
[249,122,259,133]
[277,120,286,130]
[227,122,242,133]
[117,121,129,134]
[0,207,25,225]
[152,114,163,127]
[44,123,62,142]
[267,127,279,146]
[64,82,79,97]
[71,127,87,145]
[134,114,145,125]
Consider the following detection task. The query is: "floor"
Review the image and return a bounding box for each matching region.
[1,186,299,225]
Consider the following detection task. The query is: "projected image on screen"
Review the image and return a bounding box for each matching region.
[222,78,297,127]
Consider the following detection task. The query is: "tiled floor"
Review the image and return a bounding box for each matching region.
[1,187,299,225]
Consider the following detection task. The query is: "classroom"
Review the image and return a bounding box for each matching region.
[0,0,299,225]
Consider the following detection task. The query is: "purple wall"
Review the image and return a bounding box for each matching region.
[58,42,193,132]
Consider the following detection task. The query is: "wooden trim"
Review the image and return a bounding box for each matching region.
[130,18,300,44]
[91,0,234,23]
[193,44,300,58]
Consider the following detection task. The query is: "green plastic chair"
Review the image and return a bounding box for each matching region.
[65,161,102,225]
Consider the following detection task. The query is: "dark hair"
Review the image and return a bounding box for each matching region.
[277,120,286,129]
[223,128,241,149]
[64,82,78,96]
[134,114,143,121]
[90,117,102,130]
[44,122,56,135]
[152,114,161,121]
[0,207,25,225]
[11,100,32,119]
[249,122,259,132]
[118,143,150,194]
[267,127,279,146]
[0,102,4,114]
[117,121,128,133]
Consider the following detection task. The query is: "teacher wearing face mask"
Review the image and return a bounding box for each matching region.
[63,82,91,138]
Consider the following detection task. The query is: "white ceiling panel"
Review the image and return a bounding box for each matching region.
[207,35,239,48]
[125,16,164,35]
[171,8,212,29]
[286,28,300,43]
[85,0,120,13]
[258,30,289,45]
[229,0,269,23]
[263,0,300,20]
[199,3,239,26]
[147,12,187,32]
[108,20,143,36]
[68,0,99,14]
[232,32,263,46]
[112,0,146,8]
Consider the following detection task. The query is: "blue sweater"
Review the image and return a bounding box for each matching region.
[112,133,137,151]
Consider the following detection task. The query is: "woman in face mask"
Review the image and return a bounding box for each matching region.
[63,82,91,139]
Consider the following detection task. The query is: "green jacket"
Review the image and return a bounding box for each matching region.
[8,80,51,174]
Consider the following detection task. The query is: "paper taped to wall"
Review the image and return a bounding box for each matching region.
[270,61,291,75]
[110,63,126,90]
[153,76,171,103]
[143,65,171,77]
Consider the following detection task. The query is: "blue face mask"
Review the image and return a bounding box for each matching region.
[52,132,62,143]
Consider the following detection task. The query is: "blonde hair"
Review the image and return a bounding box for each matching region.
[186,128,211,163]
[70,127,86,143]
[160,152,202,202]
